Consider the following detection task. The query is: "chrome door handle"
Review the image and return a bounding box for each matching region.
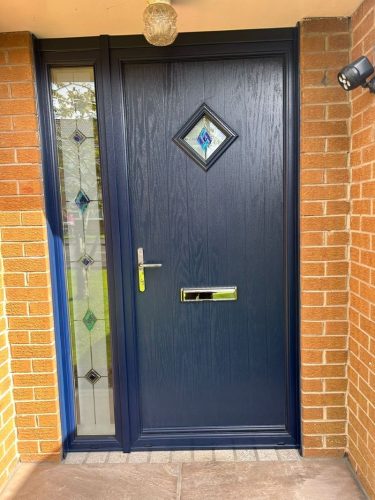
[137,248,162,292]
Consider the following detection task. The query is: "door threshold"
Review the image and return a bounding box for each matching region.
[63,448,301,464]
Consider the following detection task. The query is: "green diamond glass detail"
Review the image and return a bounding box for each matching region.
[83,309,97,331]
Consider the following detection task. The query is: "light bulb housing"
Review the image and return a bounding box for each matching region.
[143,0,178,47]
[338,56,375,93]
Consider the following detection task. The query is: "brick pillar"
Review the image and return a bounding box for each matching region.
[0,240,17,490]
[348,0,375,497]
[0,32,61,462]
[300,18,350,456]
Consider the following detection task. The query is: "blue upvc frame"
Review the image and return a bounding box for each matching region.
[34,37,127,453]
[34,28,300,453]
[109,29,301,451]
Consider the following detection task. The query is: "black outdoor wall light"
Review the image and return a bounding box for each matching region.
[338,55,375,93]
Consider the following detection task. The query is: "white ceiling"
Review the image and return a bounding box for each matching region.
[0,0,362,39]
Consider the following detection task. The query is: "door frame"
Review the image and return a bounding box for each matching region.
[35,28,300,453]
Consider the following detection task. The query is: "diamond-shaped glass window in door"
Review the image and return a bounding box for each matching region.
[173,104,238,171]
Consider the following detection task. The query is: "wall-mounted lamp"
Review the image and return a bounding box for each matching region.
[338,56,375,93]
[143,0,178,47]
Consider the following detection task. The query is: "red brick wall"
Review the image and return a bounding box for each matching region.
[0,32,61,464]
[0,246,17,490]
[348,0,375,497]
[300,17,351,457]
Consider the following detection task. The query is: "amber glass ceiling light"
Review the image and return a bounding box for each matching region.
[143,0,178,47]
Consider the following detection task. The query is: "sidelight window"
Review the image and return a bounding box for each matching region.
[50,67,115,436]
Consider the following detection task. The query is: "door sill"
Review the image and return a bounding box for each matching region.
[131,429,299,451]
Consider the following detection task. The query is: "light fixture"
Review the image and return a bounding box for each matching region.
[143,0,178,47]
[338,56,375,93]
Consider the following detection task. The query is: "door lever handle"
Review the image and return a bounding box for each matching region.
[141,263,162,269]
[137,248,162,292]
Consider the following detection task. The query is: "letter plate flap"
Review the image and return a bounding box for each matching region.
[180,287,237,302]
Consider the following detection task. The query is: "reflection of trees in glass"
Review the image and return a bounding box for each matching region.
[52,81,102,204]
[53,81,103,247]
[53,80,105,313]
[52,83,96,119]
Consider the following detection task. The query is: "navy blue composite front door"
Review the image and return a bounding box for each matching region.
[114,48,299,450]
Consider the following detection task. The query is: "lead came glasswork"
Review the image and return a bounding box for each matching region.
[185,116,226,161]
[51,67,115,436]
[70,128,87,145]
[173,103,238,171]
[197,127,212,152]
[74,189,90,213]
[83,309,97,332]
[80,253,94,268]
[85,368,101,385]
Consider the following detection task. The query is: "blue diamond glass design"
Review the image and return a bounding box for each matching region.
[70,128,87,145]
[173,104,238,171]
[197,127,212,152]
[81,253,94,268]
[75,189,90,213]
[83,309,97,331]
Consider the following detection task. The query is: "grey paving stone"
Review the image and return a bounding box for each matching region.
[3,462,180,500]
[63,452,88,464]
[193,450,214,462]
[256,449,279,461]
[107,451,129,463]
[171,450,193,462]
[128,451,150,463]
[277,449,301,461]
[235,449,257,462]
[214,449,235,461]
[85,452,108,464]
[179,460,364,499]
[150,451,171,463]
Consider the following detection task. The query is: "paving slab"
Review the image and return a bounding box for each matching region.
[150,451,171,463]
[256,448,279,461]
[180,459,365,500]
[0,457,365,500]
[235,449,257,462]
[193,450,214,462]
[1,463,179,500]
[214,449,235,461]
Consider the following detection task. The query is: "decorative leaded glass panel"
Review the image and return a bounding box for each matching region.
[173,103,238,171]
[184,117,226,161]
[51,67,115,436]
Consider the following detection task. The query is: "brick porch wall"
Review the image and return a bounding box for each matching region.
[0,32,61,464]
[0,24,352,466]
[0,243,17,489]
[0,24,353,467]
[348,0,375,497]
[300,17,351,457]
